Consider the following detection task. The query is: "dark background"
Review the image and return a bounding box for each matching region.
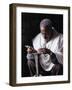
[21,13,63,77]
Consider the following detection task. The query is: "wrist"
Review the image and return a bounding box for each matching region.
[50,52,53,55]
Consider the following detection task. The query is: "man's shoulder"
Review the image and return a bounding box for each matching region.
[54,31,63,39]
[54,33,63,44]
[32,33,41,42]
[58,33,63,39]
[51,32,63,44]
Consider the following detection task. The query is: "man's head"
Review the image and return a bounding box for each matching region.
[40,18,53,40]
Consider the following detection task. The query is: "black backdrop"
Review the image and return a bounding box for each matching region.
[21,13,63,77]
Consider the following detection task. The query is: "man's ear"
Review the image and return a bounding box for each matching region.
[52,26,54,30]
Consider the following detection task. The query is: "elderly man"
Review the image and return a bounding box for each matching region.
[26,18,63,76]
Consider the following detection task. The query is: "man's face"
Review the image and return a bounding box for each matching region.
[40,26,51,40]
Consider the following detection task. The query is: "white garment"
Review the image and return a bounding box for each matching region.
[32,31,63,71]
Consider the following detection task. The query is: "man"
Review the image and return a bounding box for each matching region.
[26,18,63,76]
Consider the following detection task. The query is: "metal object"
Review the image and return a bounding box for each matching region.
[25,45,32,48]
[34,53,39,76]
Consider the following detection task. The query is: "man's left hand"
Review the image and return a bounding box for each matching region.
[37,48,51,54]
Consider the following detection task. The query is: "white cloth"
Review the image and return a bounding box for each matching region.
[32,30,63,71]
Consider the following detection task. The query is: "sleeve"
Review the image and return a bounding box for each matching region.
[51,34,63,65]
[55,34,63,64]
[55,51,63,65]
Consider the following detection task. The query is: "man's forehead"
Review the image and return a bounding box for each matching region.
[40,26,49,31]
[40,26,45,30]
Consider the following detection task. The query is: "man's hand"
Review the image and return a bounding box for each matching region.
[37,48,51,54]
[27,47,37,53]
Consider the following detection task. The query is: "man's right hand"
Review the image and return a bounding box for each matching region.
[27,47,37,53]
